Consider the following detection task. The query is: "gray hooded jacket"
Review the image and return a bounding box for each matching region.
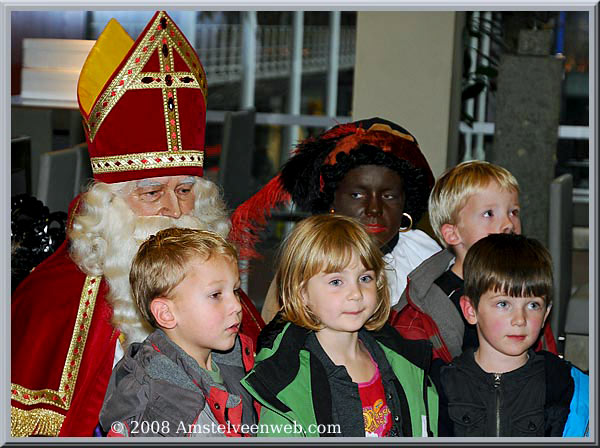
[392,249,464,361]
[99,329,256,437]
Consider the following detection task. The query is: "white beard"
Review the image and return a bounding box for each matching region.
[69,179,229,347]
[103,210,208,346]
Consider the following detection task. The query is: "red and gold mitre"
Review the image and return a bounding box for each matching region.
[77,11,207,183]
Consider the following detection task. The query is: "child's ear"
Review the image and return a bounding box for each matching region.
[150,298,177,329]
[460,295,478,325]
[300,290,308,306]
[299,283,309,305]
[542,302,553,326]
[441,223,462,247]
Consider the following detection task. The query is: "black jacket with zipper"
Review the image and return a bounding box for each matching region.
[437,348,573,437]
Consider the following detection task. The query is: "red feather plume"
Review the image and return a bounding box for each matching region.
[229,174,291,260]
[320,122,360,140]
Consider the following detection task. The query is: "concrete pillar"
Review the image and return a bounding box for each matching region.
[489,30,564,246]
[281,11,304,165]
[241,11,257,109]
[326,11,341,117]
[352,12,464,178]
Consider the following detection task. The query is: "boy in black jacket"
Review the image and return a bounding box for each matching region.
[437,233,588,437]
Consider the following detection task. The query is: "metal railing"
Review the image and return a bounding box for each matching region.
[88,19,356,85]
[197,24,355,84]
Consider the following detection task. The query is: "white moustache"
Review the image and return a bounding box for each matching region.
[132,214,205,244]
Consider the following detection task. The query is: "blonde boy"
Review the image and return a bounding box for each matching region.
[99,228,256,437]
[391,161,556,362]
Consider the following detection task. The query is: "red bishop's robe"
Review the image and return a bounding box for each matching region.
[11,230,265,437]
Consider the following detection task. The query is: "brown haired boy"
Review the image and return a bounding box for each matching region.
[438,233,588,437]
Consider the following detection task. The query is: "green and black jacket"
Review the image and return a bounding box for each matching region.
[241,316,439,437]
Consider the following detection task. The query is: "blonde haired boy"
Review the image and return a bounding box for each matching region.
[390,161,556,363]
[99,228,256,437]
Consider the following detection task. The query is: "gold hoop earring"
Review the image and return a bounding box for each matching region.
[329,208,335,214]
[399,213,413,232]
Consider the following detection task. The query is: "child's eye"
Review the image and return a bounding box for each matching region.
[527,301,543,310]
[350,192,365,199]
[382,193,395,200]
[495,301,508,309]
[233,288,242,297]
[510,208,520,217]
[209,291,222,300]
[359,274,373,283]
[329,279,342,286]
[483,210,494,217]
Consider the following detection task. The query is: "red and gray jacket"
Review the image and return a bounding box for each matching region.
[100,329,258,437]
[390,249,557,363]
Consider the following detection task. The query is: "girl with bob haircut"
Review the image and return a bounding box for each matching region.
[277,213,390,331]
[230,117,441,324]
[241,214,439,438]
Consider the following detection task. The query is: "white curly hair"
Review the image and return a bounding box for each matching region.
[69,176,230,347]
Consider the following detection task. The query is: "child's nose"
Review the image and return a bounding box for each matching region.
[500,214,515,233]
[231,291,243,313]
[348,282,363,301]
[511,308,526,326]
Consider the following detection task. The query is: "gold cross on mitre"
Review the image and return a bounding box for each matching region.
[79,11,207,153]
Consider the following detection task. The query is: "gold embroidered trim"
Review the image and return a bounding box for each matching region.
[159,26,181,152]
[11,276,102,410]
[90,150,204,174]
[85,11,207,142]
[11,406,65,437]
[161,87,181,151]
[11,384,67,410]
[125,72,200,90]
[67,195,82,231]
